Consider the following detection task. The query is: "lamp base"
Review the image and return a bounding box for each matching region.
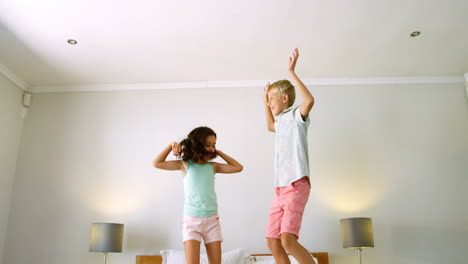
[357,248,362,264]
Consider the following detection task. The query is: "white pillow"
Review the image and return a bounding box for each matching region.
[223,248,251,264]
[161,248,250,264]
[249,255,318,264]
[248,256,275,264]
[160,250,188,264]
[289,255,319,264]
[201,248,251,264]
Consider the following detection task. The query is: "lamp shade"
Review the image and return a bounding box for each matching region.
[340,217,374,249]
[89,223,124,252]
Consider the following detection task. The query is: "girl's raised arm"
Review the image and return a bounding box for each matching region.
[212,150,243,174]
[153,142,184,171]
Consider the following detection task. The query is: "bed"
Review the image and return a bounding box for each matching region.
[136,250,329,264]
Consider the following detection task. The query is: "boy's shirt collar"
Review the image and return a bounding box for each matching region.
[279,106,294,115]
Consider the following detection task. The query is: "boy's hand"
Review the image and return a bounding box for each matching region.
[263,82,270,104]
[288,48,299,73]
[171,142,181,156]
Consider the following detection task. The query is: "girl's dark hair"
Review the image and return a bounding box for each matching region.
[180,126,217,163]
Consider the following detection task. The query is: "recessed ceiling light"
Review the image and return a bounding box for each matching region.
[67,39,78,45]
[410,31,421,37]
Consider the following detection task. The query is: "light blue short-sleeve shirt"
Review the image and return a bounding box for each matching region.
[273,105,310,187]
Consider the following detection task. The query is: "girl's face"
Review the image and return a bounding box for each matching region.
[204,135,216,154]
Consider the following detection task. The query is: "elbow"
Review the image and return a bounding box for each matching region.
[302,99,314,114]
[237,165,244,172]
[153,160,161,169]
[305,98,314,109]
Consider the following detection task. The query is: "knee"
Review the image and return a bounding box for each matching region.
[266,238,275,249]
[266,238,280,251]
[280,236,296,252]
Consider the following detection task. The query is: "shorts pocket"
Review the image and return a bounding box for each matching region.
[291,177,310,192]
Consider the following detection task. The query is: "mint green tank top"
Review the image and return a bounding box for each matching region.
[183,160,217,217]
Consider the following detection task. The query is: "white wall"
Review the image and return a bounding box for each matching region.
[4,83,468,264]
[0,75,25,264]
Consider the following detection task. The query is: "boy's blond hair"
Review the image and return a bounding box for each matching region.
[268,80,296,107]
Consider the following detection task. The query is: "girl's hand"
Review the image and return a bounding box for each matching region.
[288,48,299,73]
[263,82,270,104]
[171,142,181,156]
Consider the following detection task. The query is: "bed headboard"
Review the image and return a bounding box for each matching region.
[136,255,162,264]
[136,252,329,264]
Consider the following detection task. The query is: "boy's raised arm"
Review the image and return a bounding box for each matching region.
[288,48,314,118]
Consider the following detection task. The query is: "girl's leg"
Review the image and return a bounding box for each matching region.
[184,240,201,264]
[266,238,290,264]
[205,241,222,264]
[280,233,315,264]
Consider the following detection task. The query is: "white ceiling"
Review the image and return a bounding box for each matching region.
[0,0,467,91]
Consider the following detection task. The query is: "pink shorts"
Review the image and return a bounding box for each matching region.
[266,176,311,239]
[183,214,223,244]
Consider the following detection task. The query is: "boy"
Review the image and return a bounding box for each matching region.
[263,48,315,264]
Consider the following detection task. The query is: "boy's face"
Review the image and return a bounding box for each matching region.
[267,90,289,116]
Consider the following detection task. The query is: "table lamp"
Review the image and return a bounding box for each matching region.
[89,223,124,264]
[340,217,374,264]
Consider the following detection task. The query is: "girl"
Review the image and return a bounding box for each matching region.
[153,126,243,264]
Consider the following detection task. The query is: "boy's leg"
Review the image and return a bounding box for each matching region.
[280,177,314,264]
[280,233,316,264]
[205,241,222,264]
[267,238,291,264]
[266,187,290,264]
[184,240,201,264]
